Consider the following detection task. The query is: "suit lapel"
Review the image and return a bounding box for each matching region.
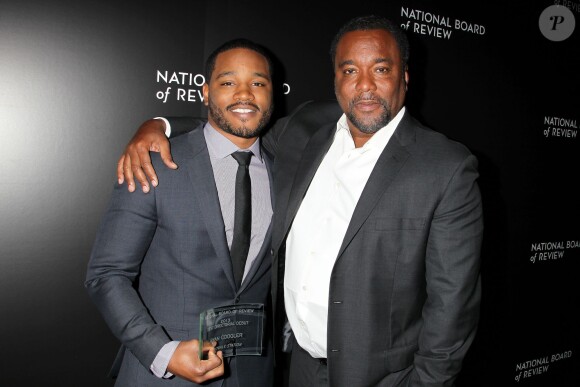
[336,113,415,259]
[182,128,237,292]
[282,122,336,239]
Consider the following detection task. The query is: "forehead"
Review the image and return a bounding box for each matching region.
[212,48,270,78]
[335,29,400,65]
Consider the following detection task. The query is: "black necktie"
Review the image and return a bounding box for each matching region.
[230,151,252,288]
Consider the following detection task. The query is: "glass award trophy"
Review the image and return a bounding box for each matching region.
[199,303,264,358]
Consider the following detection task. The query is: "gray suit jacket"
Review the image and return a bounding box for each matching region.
[264,100,483,387]
[85,124,274,387]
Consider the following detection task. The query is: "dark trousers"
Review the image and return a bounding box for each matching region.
[288,337,329,387]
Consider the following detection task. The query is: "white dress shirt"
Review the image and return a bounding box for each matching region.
[284,107,405,358]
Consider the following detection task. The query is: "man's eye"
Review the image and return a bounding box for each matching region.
[343,68,356,75]
[253,82,266,87]
[221,81,234,86]
[376,67,391,74]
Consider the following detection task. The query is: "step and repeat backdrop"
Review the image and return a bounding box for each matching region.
[1,0,578,386]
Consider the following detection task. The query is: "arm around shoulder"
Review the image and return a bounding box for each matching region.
[117,117,205,192]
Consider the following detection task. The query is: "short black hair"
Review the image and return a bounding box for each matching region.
[205,38,274,81]
[330,15,410,69]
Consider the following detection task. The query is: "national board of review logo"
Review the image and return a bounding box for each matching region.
[539,5,575,41]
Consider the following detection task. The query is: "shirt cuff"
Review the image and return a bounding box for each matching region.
[153,116,171,138]
[150,340,180,378]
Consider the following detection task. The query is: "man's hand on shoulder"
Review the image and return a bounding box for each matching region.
[167,339,224,383]
[117,118,176,193]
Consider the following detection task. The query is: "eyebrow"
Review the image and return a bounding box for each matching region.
[338,57,393,67]
[215,71,271,81]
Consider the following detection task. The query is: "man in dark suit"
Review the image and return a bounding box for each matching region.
[85,38,276,386]
[117,15,483,387]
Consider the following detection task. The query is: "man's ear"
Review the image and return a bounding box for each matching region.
[202,83,209,106]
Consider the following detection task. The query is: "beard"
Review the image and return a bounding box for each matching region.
[344,94,392,134]
[208,98,273,139]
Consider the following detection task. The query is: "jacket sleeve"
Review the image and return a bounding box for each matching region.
[409,153,483,386]
[84,178,170,370]
[167,117,206,138]
[262,99,342,157]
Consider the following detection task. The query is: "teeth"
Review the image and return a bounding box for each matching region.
[232,108,254,113]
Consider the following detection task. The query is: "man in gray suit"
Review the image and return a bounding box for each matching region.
[85,38,276,386]
[117,15,483,387]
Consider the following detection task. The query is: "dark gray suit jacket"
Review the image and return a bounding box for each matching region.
[85,124,274,387]
[169,100,483,386]
[264,100,483,387]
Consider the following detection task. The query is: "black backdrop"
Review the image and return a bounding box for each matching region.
[1,0,578,386]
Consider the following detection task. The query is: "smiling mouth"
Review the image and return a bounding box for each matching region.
[228,103,259,113]
[230,107,256,113]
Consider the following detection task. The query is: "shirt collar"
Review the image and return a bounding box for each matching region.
[203,122,263,162]
[336,106,406,150]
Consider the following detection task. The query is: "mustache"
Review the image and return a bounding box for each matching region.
[227,102,260,111]
[352,92,385,104]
